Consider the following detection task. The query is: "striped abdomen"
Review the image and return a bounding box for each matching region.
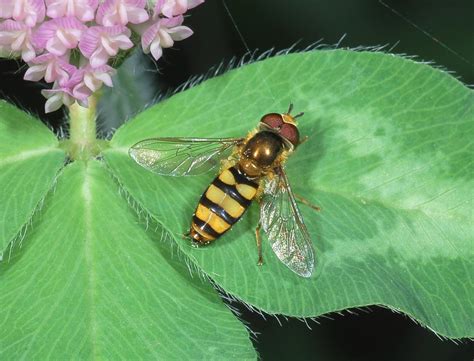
[190,166,259,244]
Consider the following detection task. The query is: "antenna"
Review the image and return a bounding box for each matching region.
[221,0,280,105]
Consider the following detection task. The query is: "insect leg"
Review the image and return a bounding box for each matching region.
[255,221,263,266]
[294,193,321,212]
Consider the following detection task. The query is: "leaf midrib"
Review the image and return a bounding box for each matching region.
[0,147,62,167]
[306,183,469,224]
[82,167,99,359]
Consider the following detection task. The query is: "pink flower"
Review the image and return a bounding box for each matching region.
[45,0,99,22]
[79,25,133,67]
[24,53,76,83]
[155,0,204,18]
[83,65,116,90]
[0,20,36,61]
[141,15,192,60]
[0,0,46,27]
[41,69,90,112]
[33,16,87,56]
[96,0,149,26]
[72,64,116,100]
[0,0,204,111]
[41,83,75,113]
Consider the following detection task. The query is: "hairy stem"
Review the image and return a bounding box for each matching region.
[62,95,108,161]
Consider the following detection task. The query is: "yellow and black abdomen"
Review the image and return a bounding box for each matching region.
[190,166,259,244]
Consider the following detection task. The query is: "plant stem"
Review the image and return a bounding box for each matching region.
[65,95,107,161]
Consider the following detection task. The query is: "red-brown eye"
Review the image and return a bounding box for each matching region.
[261,113,283,129]
[280,123,300,147]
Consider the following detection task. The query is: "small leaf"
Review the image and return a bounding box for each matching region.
[0,161,255,360]
[105,50,474,338]
[0,100,65,259]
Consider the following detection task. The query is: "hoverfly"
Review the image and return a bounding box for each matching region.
[129,104,316,277]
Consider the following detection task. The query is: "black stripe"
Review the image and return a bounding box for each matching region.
[200,196,238,225]
[192,215,221,238]
[229,166,259,188]
[213,178,251,208]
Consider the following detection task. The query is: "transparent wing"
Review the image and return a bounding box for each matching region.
[260,167,315,277]
[129,137,243,176]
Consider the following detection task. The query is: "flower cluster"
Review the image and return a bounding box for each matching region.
[0,0,204,112]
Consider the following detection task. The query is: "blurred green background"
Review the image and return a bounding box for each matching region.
[0,0,473,360]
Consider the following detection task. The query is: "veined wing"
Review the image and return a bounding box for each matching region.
[129,137,244,176]
[260,167,315,277]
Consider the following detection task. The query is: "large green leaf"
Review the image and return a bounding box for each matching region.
[104,50,474,338]
[0,100,65,259]
[0,160,255,360]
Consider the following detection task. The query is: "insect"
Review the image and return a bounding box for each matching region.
[129,104,316,277]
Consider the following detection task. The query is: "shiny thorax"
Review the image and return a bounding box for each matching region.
[190,130,290,243]
[129,105,316,277]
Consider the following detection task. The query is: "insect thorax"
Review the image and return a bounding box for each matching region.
[239,131,285,178]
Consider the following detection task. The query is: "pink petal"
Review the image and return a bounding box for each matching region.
[21,44,35,61]
[24,64,46,81]
[95,70,114,87]
[72,82,92,100]
[150,40,162,60]
[34,17,86,54]
[45,0,66,18]
[96,0,147,26]
[83,64,116,90]
[161,15,183,28]
[112,34,133,49]
[141,23,158,49]
[46,36,69,56]
[13,0,46,27]
[165,0,187,17]
[46,0,98,21]
[126,6,149,24]
[187,0,204,10]
[158,29,173,48]
[0,20,36,61]
[167,25,193,41]
[0,0,14,18]
[44,94,64,113]
[33,20,58,49]
[89,47,109,67]
[0,19,21,33]
[78,27,100,57]
[79,25,132,65]
[42,83,75,113]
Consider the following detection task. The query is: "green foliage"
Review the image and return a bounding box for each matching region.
[0,50,473,359]
[0,100,65,259]
[105,51,473,338]
[0,160,255,360]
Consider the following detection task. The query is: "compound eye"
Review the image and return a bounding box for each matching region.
[261,113,283,129]
[280,123,300,147]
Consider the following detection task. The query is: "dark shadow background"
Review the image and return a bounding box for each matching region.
[1,0,473,360]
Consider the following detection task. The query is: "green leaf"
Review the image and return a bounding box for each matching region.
[104,50,473,338]
[0,161,255,360]
[0,100,65,259]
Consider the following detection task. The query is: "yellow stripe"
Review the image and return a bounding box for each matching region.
[218,169,236,185]
[206,184,245,218]
[236,183,257,200]
[196,204,231,234]
[208,214,230,233]
[196,204,212,222]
